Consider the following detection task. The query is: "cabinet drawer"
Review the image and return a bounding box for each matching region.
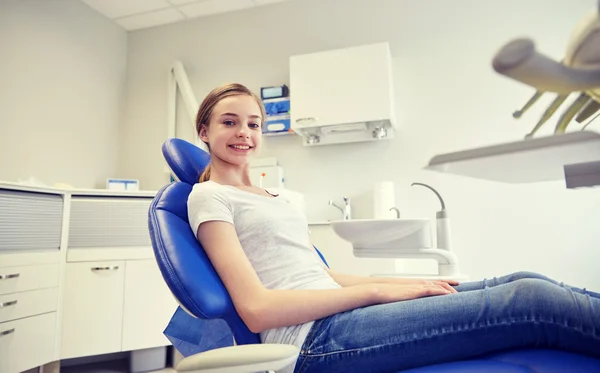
[0,287,58,323]
[0,264,59,295]
[0,312,57,373]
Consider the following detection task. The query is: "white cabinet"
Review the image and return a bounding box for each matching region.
[0,255,61,373]
[0,184,173,372]
[290,42,396,146]
[122,259,178,351]
[60,261,125,359]
[60,257,178,359]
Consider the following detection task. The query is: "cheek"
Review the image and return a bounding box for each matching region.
[253,132,263,146]
[211,132,228,144]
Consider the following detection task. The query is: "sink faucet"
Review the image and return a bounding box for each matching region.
[389,207,400,218]
[329,197,352,220]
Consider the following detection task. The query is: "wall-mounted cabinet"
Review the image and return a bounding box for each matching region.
[289,42,396,146]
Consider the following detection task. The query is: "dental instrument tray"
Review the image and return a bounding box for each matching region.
[425,130,600,188]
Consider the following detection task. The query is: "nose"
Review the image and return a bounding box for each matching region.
[236,124,250,138]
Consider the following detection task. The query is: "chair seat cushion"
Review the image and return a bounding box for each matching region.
[401,349,600,372]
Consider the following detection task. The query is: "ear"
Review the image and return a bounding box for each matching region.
[199,125,209,144]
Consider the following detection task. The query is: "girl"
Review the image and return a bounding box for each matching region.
[187,83,600,373]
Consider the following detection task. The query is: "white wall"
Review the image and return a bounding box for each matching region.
[121,0,600,288]
[0,0,128,189]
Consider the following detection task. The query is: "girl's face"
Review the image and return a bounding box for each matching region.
[200,94,263,167]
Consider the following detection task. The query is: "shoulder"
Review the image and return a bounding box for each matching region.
[188,181,230,206]
[187,181,235,231]
[190,180,223,194]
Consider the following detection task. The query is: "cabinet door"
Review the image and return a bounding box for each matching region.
[0,312,56,373]
[290,43,394,129]
[122,259,179,351]
[60,261,125,359]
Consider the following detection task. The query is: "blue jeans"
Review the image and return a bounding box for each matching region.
[293,271,600,373]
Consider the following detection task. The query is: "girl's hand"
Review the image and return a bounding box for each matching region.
[397,278,459,293]
[371,282,454,304]
[431,280,458,294]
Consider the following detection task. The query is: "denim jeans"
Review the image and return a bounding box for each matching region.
[292,271,600,373]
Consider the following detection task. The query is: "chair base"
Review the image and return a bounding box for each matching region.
[175,344,299,373]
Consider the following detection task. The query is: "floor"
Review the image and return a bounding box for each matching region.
[60,358,176,373]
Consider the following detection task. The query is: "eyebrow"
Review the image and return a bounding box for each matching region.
[220,112,262,119]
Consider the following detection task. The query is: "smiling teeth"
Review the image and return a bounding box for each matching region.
[232,145,250,150]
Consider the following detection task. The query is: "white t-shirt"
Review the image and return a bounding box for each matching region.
[187,180,341,373]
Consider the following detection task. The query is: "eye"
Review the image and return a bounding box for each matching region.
[223,119,235,126]
[249,122,261,129]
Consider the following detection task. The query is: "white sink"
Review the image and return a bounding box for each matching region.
[330,218,462,277]
[330,218,433,251]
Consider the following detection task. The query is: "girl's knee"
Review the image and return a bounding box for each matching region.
[497,278,571,318]
[510,278,557,302]
[506,271,550,282]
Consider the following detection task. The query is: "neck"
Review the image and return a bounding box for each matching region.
[208,156,253,187]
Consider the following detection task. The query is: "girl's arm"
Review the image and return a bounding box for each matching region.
[197,221,452,333]
[324,268,459,290]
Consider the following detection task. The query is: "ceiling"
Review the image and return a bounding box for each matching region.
[81,0,294,31]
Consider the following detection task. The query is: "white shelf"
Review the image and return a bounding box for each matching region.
[425,131,600,184]
[263,130,296,137]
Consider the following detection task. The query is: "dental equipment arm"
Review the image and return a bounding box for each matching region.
[168,61,207,151]
[492,39,600,94]
[492,4,600,137]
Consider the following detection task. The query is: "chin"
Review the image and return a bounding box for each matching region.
[226,155,254,167]
[221,146,259,165]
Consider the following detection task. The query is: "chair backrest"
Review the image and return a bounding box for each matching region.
[149,138,260,346]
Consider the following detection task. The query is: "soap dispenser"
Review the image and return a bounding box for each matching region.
[411,182,451,251]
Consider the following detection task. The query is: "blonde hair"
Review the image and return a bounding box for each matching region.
[196,83,267,183]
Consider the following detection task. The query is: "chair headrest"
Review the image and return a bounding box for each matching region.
[162,138,211,185]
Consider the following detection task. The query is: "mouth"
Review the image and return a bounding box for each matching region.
[228,144,253,152]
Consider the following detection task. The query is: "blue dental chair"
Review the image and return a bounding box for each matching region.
[148,138,600,373]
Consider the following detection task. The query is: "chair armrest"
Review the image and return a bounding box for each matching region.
[175,344,300,373]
